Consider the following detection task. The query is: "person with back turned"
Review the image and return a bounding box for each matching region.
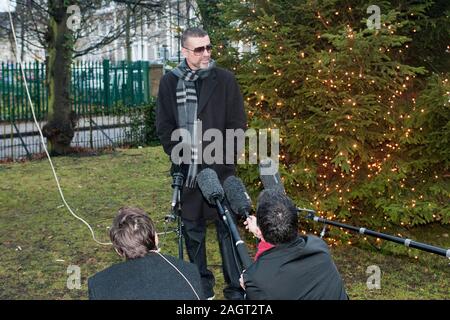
[241,190,348,300]
[88,207,204,300]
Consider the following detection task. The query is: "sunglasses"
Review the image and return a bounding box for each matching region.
[183,44,213,56]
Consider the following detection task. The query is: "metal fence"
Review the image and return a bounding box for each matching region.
[0,60,150,121]
[0,60,157,161]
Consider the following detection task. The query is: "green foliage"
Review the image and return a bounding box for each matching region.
[217,0,449,227]
[196,0,230,44]
[117,97,158,147]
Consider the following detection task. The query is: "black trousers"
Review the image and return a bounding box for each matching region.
[182,217,245,300]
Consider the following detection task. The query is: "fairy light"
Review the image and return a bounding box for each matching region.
[228,4,446,238]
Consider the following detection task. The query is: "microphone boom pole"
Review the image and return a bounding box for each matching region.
[197,168,253,270]
[301,210,450,258]
[215,199,253,270]
[258,161,450,258]
[165,170,185,260]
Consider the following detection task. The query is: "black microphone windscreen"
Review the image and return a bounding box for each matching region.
[223,176,252,216]
[259,158,285,192]
[196,168,224,205]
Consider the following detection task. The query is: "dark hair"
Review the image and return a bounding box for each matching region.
[256,189,298,245]
[109,207,157,259]
[181,27,208,47]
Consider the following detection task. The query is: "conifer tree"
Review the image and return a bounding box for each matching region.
[213,0,449,228]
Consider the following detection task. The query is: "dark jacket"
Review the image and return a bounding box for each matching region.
[243,235,348,300]
[88,253,205,300]
[156,66,247,221]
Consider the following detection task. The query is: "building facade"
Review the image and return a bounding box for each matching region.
[77,0,199,63]
[0,1,200,63]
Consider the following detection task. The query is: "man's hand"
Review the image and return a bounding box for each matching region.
[244,215,262,239]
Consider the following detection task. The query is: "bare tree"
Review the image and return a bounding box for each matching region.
[1,0,166,154]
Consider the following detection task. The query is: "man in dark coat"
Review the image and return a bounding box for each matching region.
[241,190,348,300]
[156,27,247,299]
[88,207,204,300]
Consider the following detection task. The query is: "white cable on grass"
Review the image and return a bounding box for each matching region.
[6,0,111,246]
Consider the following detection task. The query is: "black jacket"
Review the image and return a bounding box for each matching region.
[156,66,247,221]
[243,235,348,300]
[88,253,205,300]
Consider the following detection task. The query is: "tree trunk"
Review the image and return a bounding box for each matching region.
[42,0,75,155]
[126,5,132,62]
[186,0,191,27]
[20,16,25,61]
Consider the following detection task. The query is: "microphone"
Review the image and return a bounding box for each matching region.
[171,171,184,210]
[197,168,253,270]
[165,171,184,223]
[196,168,225,205]
[259,158,285,192]
[223,176,252,219]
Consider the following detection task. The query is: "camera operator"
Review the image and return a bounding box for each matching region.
[240,189,348,300]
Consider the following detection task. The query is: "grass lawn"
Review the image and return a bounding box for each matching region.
[0,146,449,299]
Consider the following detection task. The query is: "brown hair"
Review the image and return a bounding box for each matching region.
[181,27,208,47]
[109,207,157,259]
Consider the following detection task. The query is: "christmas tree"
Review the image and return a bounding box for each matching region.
[211,0,449,230]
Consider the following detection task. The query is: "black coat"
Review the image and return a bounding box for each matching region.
[243,235,348,300]
[88,253,205,300]
[156,67,247,221]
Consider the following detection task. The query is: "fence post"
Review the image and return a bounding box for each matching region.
[34,61,41,119]
[103,59,110,111]
[143,61,150,103]
[44,61,48,119]
[149,64,163,97]
[121,61,126,106]
[1,61,5,121]
[11,63,16,122]
[127,60,133,106]
[137,60,143,104]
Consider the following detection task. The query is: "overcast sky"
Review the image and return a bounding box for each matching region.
[0,0,16,13]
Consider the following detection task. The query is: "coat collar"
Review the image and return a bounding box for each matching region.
[197,68,218,115]
[258,236,307,259]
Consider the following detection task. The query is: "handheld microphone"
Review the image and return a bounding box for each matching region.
[223,176,252,219]
[197,168,253,270]
[259,158,285,192]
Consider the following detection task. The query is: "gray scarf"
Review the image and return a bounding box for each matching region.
[172,59,216,188]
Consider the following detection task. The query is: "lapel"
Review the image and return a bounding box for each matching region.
[197,69,218,116]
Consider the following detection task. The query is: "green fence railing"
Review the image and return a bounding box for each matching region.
[0,60,151,122]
